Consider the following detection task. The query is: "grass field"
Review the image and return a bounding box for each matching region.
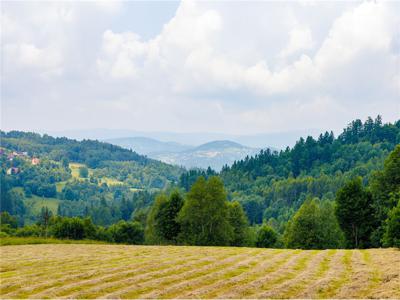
[0,237,108,246]
[23,195,60,215]
[0,245,398,299]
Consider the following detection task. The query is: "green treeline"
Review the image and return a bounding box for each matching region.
[2,144,398,248]
[0,117,399,249]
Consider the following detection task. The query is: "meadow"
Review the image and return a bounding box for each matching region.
[0,244,398,299]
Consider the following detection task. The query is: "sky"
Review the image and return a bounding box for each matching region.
[1,0,399,136]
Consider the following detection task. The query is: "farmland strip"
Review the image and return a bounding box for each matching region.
[256,249,330,298]
[140,249,280,299]
[100,249,260,299]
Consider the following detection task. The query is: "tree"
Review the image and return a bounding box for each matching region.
[285,199,324,249]
[256,225,278,248]
[155,190,184,243]
[319,201,345,248]
[370,145,400,245]
[0,212,18,228]
[38,206,53,238]
[285,198,344,249]
[79,166,89,178]
[382,194,400,248]
[178,176,233,246]
[227,201,249,246]
[52,217,85,240]
[108,220,144,244]
[335,178,374,248]
[145,194,168,244]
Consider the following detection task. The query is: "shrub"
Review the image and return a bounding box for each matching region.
[256,225,278,248]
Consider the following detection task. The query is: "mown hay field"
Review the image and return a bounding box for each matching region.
[0,244,399,299]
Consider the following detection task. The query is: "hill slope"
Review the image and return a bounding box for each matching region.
[178,117,400,226]
[104,137,192,156]
[153,140,261,171]
[0,131,184,225]
[1,244,398,299]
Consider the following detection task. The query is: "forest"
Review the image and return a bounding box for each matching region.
[0,116,399,249]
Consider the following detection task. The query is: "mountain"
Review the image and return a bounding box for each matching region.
[152,140,261,171]
[104,137,192,156]
[105,136,263,171]
[49,128,323,149]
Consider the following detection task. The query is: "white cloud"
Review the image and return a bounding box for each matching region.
[1,1,399,135]
[4,43,63,77]
[280,27,314,57]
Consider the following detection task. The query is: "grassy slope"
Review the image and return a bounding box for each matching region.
[0,244,398,299]
[24,195,60,215]
[21,162,127,222]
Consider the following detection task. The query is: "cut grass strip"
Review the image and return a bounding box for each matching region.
[346,250,382,298]
[101,249,261,299]
[259,249,334,299]
[141,249,278,299]
[316,249,352,298]
[58,248,242,299]
[3,245,194,297]
[249,250,320,298]
[278,249,336,299]
[27,251,206,299]
[214,249,305,299]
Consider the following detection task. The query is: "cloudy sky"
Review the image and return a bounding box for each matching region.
[1,1,399,136]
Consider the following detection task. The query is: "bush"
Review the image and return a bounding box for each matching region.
[0,231,9,238]
[256,225,278,248]
[382,197,400,248]
[15,224,42,237]
[109,221,144,244]
[52,217,86,240]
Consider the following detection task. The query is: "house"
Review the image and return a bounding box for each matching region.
[6,167,20,175]
[13,151,28,157]
[7,153,14,161]
[31,158,40,165]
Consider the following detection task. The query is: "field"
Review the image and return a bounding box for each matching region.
[0,245,398,299]
[24,196,60,215]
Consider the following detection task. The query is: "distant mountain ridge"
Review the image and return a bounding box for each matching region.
[50,128,322,149]
[104,137,192,156]
[106,137,263,171]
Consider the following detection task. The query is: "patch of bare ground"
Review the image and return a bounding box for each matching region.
[141,248,280,299]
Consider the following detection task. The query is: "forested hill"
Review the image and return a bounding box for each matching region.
[181,116,400,227]
[0,131,185,225]
[1,131,149,168]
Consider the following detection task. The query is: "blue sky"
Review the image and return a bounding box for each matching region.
[1,1,399,135]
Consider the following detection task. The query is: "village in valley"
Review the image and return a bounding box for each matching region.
[0,149,40,175]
